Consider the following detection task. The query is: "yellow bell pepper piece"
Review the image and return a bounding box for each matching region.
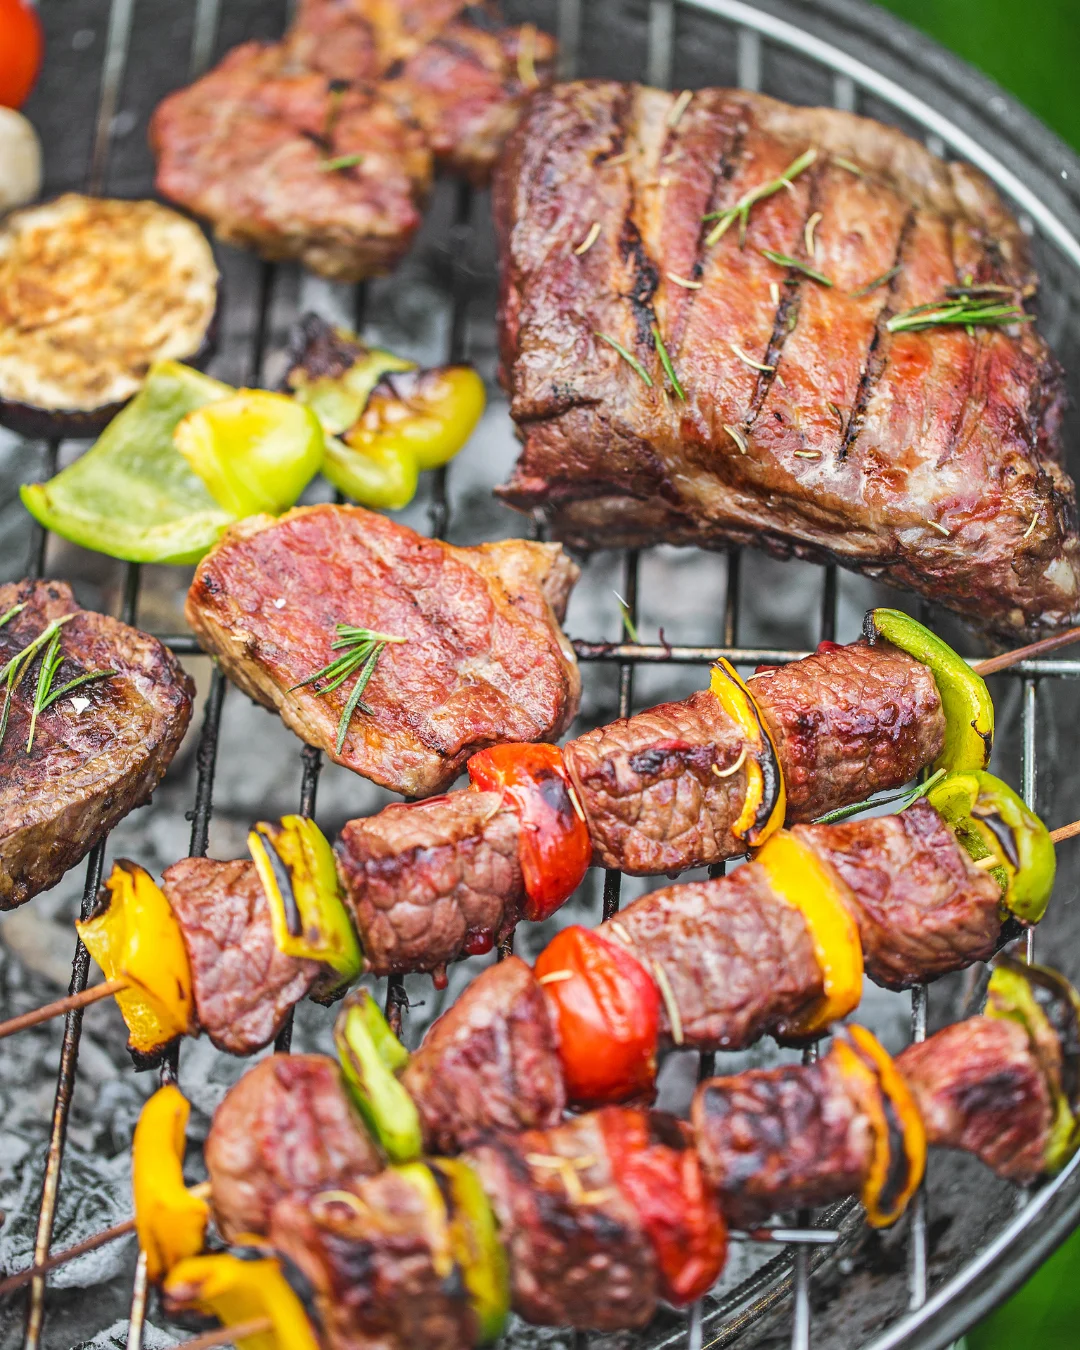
[843,1026,926,1226]
[708,659,786,846]
[132,1085,209,1283]
[755,830,863,1037]
[163,1253,320,1350]
[76,861,194,1055]
[322,433,420,511]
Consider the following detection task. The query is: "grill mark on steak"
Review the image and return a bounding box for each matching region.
[838,205,915,461]
[619,212,660,349]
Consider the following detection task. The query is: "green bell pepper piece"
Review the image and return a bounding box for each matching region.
[248,816,363,1002]
[864,608,993,773]
[429,1158,510,1344]
[19,361,236,564]
[334,990,422,1163]
[987,957,1080,1174]
[174,390,324,517]
[926,770,1056,923]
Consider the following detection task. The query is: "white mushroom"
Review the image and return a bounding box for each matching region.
[0,108,42,216]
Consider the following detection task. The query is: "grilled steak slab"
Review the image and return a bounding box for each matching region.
[495,82,1080,639]
[162,857,321,1055]
[0,581,193,909]
[186,504,581,797]
[205,1053,381,1241]
[402,955,565,1151]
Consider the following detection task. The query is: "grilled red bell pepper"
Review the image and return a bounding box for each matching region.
[599,1107,728,1304]
[535,925,661,1105]
[467,743,591,922]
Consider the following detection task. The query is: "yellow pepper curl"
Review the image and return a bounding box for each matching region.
[76,861,194,1055]
[132,1085,210,1283]
[709,659,785,847]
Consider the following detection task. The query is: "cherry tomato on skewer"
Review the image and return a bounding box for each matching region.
[0,0,43,108]
[535,924,661,1105]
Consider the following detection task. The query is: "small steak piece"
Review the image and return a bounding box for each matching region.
[897,1015,1052,1184]
[603,863,824,1050]
[692,1053,874,1226]
[794,799,1002,989]
[150,42,432,282]
[750,639,945,822]
[468,1112,659,1329]
[186,504,580,797]
[564,689,751,874]
[336,791,522,978]
[0,580,193,910]
[162,857,321,1055]
[382,17,556,184]
[205,1053,381,1241]
[495,82,1080,639]
[270,1173,478,1350]
[402,956,564,1152]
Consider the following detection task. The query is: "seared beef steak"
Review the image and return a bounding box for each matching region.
[162,857,322,1055]
[495,82,1080,639]
[186,504,581,797]
[0,581,193,909]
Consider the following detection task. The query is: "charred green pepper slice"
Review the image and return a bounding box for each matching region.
[428,1158,510,1344]
[334,989,422,1163]
[926,771,1055,923]
[864,608,993,773]
[988,957,1080,1174]
[248,816,362,1002]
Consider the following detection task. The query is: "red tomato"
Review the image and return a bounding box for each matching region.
[535,925,660,1105]
[599,1107,728,1305]
[467,743,591,922]
[0,0,43,108]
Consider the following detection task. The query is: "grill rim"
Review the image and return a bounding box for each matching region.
[9,0,1080,1346]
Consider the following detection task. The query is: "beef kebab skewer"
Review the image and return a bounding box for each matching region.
[116,958,1080,1348]
[0,755,1061,1082]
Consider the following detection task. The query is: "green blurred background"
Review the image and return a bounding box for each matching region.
[870,6,1080,1343]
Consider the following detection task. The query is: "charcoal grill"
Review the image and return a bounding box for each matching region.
[5,0,1080,1346]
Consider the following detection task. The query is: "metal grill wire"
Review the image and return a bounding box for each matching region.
[10,0,1080,1347]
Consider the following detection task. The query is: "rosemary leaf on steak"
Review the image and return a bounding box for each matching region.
[760,248,834,287]
[651,323,686,399]
[291,624,407,754]
[886,298,1031,334]
[319,153,365,173]
[595,332,654,387]
[703,146,817,247]
[0,603,25,629]
[850,264,902,298]
[812,767,946,825]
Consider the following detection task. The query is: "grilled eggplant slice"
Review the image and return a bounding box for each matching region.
[0,194,219,439]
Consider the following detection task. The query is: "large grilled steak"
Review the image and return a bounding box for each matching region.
[0,581,194,909]
[186,504,581,797]
[494,82,1080,640]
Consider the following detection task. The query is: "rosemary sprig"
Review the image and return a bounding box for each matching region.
[651,324,685,399]
[0,614,114,757]
[319,153,365,173]
[703,147,817,247]
[0,603,25,629]
[760,248,834,287]
[25,630,114,752]
[812,767,946,825]
[290,624,406,754]
[849,264,901,298]
[595,332,653,388]
[886,298,1031,334]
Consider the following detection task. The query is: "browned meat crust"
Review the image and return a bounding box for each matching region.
[205,1053,381,1241]
[750,639,945,822]
[603,862,825,1049]
[692,1055,874,1225]
[150,43,432,282]
[186,504,581,798]
[161,857,321,1055]
[564,688,751,874]
[270,1174,478,1350]
[402,956,565,1152]
[897,1016,1052,1183]
[794,800,1002,990]
[495,82,1080,640]
[336,791,523,976]
[0,580,193,910]
[468,1113,659,1329]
